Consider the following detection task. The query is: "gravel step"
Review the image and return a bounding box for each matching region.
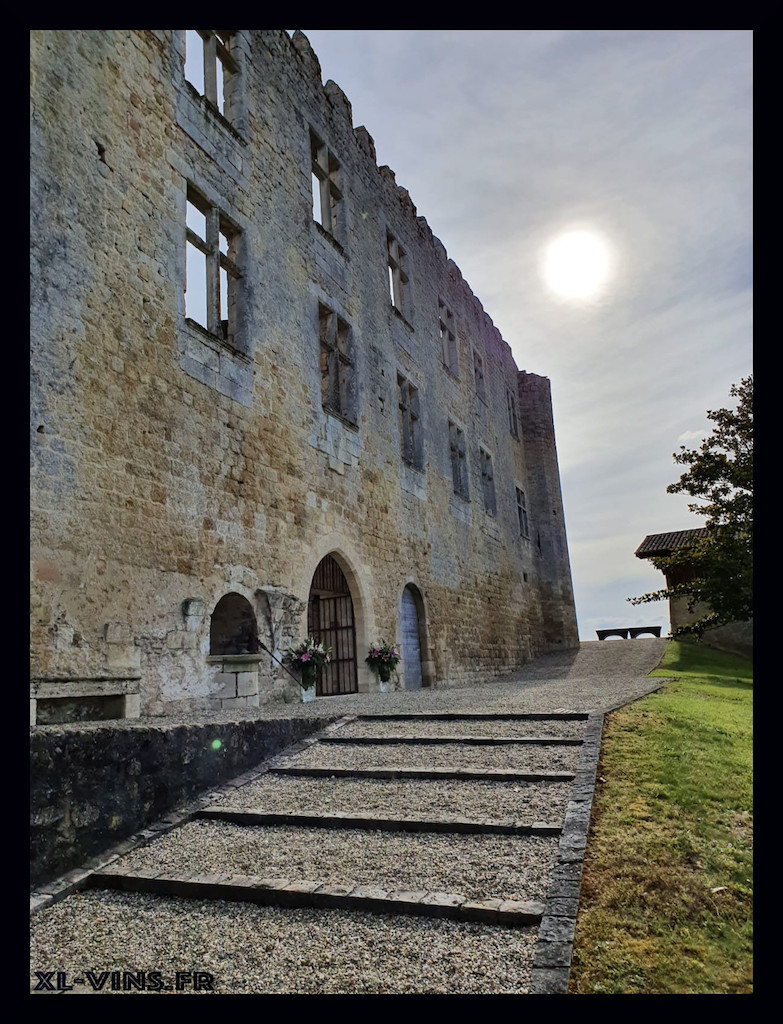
[30,890,542,993]
[282,741,580,773]
[87,866,545,927]
[111,820,560,905]
[212,774,574,822]
[338,718,586,738]
[198,806,563,836]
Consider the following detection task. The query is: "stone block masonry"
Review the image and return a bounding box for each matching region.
[30,715,335,887]
[30,29,578,718]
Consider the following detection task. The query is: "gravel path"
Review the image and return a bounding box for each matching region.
[113,820,560,903]
[30,640,671,994]
[337,718,587,738]
[30,891,539,994]
[31,639,668,732]
[214,774,573,821]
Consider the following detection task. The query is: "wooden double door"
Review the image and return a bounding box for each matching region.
[307,555,358,696]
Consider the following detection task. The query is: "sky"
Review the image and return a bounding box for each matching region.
[293,29,753,642]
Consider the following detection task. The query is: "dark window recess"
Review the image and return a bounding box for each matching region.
[398,374,423,468]
[439,299,458,375]
[507,386,519,437]
[210,593,259,655]
[480,448,496,515]
[449,421,469,499]
[473,350,486,401]
[517,487,530,537]
[319,303,357,424]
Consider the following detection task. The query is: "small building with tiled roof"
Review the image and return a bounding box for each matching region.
[635,528,708,560]
[635,528,751,658]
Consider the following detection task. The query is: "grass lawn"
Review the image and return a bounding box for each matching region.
[569,641,753,994]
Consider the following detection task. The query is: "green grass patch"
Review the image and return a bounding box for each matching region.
[569,641,752,994]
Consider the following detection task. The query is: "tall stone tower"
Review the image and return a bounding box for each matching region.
[517,371,579,646]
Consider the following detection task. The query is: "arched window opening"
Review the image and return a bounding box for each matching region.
[210,593,259,656]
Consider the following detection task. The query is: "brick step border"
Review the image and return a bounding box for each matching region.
[355,713,588,722]
[320,735,583,746]
[197,806,563,836]
[86,866,544,927]
[269,766,576,782]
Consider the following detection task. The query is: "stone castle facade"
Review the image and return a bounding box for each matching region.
[30,30,579,722]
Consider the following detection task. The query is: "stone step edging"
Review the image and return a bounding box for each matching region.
[86,866,545,927]
[269,766,576,782]
[197,806,563,836]
[319,735,584,746]
[355,713,589,722]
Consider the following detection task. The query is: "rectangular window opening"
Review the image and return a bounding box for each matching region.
[319,302,356,425]
[312,172,322,223]
[185,240,208,328]
[517,487,530,538]
[184,30,237,121]
[449,421,469,499]
[481,448,496,516]
[184,30,205,95]
[311,130,342,241]
[507,387,519,438]
[439,299,458,375]
[185,183,241,347]
[473,350,486,401]
[387,231,409,315]
[398,374,422,469]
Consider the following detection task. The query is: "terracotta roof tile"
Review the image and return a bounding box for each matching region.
[635,528,709,558]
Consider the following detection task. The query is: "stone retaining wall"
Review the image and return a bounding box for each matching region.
[30,716,334,887]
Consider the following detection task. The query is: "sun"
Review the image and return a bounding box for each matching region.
[541,229,614,302]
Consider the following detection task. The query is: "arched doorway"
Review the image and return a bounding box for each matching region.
[307,554,358,696]
[400,584,424,690]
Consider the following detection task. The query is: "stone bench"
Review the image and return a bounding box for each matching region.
[30,676,141,726]
[595,627,662,641]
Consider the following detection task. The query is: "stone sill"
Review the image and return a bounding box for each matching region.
[183,81,246,145]
[323,408,359,433]
[184,318,251,364]
[206,654,263,667]
[31,677,141,699]
[313,220,348,259]
[390,305,414,332]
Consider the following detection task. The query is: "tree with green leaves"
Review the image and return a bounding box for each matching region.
[629,376,752,637]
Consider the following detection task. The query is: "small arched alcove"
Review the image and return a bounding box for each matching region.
[209,592,259,656]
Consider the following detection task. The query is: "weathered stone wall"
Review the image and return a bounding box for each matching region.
[30,715,335,886]
[30,29,579,716]
[670,596,752,660]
